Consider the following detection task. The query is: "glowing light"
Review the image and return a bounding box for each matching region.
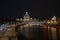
[16,18,20,21]
[25,12,28,15]
[24,24,29,27]
[51,16,56,21]
[50,21,53,24]
[47,21,50,24]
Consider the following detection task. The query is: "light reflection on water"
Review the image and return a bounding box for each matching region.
[19,25,60,40]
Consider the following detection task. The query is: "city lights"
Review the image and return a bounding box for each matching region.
[0,11,60,40]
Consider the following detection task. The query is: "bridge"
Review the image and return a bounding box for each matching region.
[0,20,60,40]
[0,20,59,32]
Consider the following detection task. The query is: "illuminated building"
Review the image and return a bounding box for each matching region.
[0,11,60,40]
[16,11,40,39]
[23,12,30,21]
[16,11,30,22]
[47,16,57,25]
[16,11,39,22]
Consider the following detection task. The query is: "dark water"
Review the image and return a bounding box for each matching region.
[17,28,43,40]
[17,25,60,40]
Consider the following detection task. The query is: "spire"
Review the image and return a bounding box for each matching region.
[51,16,56,21]
[24,11,30,17]
[23,11,30,21]
[23,11,30,19]
[25,11,29,16]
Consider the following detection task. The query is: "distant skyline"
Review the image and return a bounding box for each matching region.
[0,0,60,19]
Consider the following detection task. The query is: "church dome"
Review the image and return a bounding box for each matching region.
[23,12,30,19]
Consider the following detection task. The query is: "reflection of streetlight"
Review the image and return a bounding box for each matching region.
[51,27,57,40]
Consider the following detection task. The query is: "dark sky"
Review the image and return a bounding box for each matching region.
[0,0,60,19]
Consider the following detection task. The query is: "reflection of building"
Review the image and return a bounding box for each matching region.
[46,16,60,40]
[16,12,60,40]
[0,11,60,40]
[16,11,40,39]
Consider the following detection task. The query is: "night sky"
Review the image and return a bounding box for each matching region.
[0,0,60,19]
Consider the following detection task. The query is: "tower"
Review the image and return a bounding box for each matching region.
[51,16,57,24]
[51,16,56,21]
[23,12,30,21]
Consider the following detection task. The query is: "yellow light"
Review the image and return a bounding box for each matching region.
[50,21,53,24]
[47,21,50,24]
[54,21,57,24]
[24,24,29,27]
